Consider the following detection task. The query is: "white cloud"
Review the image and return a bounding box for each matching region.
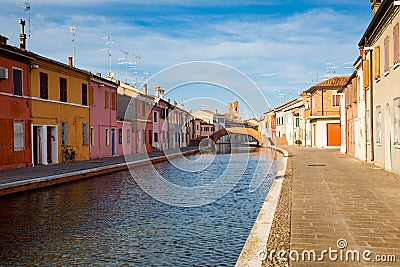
[0,2,371,115]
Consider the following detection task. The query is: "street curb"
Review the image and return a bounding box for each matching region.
[235,146,289,267]
[0,149,199,197]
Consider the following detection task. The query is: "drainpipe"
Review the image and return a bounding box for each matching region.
[363,44,375,162]
[369,49,375,162]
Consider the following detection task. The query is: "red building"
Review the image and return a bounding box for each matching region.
[0,36,33,169]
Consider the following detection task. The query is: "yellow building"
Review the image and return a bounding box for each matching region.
[30,55,90,165]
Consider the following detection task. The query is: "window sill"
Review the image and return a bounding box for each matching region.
[394,62,400,70]
[376,142,382,146]
[375,78,381,83]
[394,145,400,149]
[384,71,390,77]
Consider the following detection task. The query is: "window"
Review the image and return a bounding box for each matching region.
[295,118,300,127]
[105,91,109,108]
[366,110,370,142]
[106,128,110,145]
[143,130,146,144]
[154,132,158,142]
[394,23,399,65]
[149,130,152,144]
[13,121,24,151]
[12,68,23,96]
[311,95,316,115]
[374,46,381,79]
[142,102,145,115]
[394,98,400,145]
[82,83,88,106]
[59,78,67,102]
[118,128,123,144]
[82,123,89,145]
[90,127,94,146]
[376,106,382,143]
[332,94,340,107]
[384,36,389,73]
[363,60,370,89]
[89,86,94,106]
[40,72,48,99]
[154,111,157,122]
[111,92,116,110]
[127,129,131,144]
[61,122,68,146]
[160,108,165,119]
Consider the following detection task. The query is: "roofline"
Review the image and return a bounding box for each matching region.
[358,0,393,47]
[0,44,35,61]
[29,51,92,77]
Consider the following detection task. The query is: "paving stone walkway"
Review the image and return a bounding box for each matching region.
[285,146,400,266]
[0,147,197,186]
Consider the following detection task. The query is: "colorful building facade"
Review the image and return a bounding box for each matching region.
[89,74,118,159]
[0,39,33,169]
[30,55,91,165]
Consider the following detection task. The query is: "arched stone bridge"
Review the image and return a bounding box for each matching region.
[211,127,263,146]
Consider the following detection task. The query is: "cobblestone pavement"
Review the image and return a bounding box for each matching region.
[283,146,400,266]
[264,146,400,267]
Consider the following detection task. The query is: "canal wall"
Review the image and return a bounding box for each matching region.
[236,146,289,267]
[0,149,199,197]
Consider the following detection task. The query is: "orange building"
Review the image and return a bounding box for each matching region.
[305,76,348,148]
[0,37,33,169]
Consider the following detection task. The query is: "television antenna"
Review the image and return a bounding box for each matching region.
[17,1,30,50]
[325,62,337,78]
[69,26,76,66]
[118,50,135,83]
[143,68,149,81]
[101,35,115,77]
[277,90,286,104]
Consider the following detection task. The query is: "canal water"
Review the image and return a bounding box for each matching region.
[0,146,280,266]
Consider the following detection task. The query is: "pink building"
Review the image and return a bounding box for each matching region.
[200,122,214,137]
[89,75,118,159]
[136,84,155,153]
[117,120,132,156]
[152,87,169,150]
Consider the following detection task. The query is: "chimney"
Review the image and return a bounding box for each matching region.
[154,85,160,97]
[143,83,148,94]
[68,56,73,67]
[0,35,8,45]
[371,0,381,16]
[168,98,171,104]
[96,72,102,77]
[174,100,177,107]
[19,19,26,51]
[160,89,165,99]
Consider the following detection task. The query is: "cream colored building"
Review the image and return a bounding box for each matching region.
[359,0,400,174]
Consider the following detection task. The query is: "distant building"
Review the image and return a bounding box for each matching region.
[304,76,348,148]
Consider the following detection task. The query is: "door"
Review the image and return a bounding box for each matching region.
[327,123,341,146]
[47,127,52,164]
[111,128,116,156]
[33,126,42,165]
[313,124,316,147]
[385,103,392,170]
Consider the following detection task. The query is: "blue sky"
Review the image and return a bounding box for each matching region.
[2,0,372,118]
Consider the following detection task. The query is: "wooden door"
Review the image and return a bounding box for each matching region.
[327,123,341,146]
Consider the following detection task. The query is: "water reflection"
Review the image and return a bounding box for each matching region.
[0,146,280,266]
